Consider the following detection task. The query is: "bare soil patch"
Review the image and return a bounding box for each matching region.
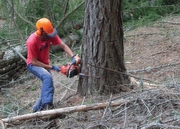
[0,16,180,129]
[125,16,180,85]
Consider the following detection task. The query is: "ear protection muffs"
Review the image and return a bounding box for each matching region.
[36,27,43,36]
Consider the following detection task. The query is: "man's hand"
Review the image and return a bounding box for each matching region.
[71,54,81,65]
[52,65,60,72]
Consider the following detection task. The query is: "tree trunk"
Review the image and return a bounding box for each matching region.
[78,0,130,95]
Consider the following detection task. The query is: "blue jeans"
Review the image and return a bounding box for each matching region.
[27,64,54,112]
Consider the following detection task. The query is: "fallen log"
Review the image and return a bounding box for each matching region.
[0,44,26,87]
[1,99,127,124]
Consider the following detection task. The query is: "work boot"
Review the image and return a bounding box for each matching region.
[32,98,42,113]
[42,103,54,111]
[43,103,66,119]
[32,105,39,113]
[33,103,54,113]
[42,103,66,120]
[32,104,43,113]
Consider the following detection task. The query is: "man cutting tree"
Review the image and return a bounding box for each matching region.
[26,18,80,112]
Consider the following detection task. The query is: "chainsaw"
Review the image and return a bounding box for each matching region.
[59,54,81,78]
[60,63,100,79]
[59,55,99,78]
[60,63,80,78]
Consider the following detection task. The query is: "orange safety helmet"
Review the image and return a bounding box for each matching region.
[36,18,57,37]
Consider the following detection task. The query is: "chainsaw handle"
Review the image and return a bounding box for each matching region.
[71,55,77,65]
[52,65,60,72]
[71,54,81,65]
[66,63,73,77]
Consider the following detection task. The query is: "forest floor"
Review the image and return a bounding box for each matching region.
[0,16,180,129]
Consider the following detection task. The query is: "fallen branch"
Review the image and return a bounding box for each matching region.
[88,63,153,83]
[1,99,127,124]
[158,21,180,25]
[0,120,5,129]
[141,122,180,129]
[125,32,165,38]
[128,62,180,74]
[7,42,26,62]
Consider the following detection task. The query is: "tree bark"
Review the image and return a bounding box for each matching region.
[78,0,130,95]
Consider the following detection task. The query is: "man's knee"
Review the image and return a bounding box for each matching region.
[42,73,52,81]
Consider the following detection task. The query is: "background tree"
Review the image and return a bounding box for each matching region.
[78,0,130,96]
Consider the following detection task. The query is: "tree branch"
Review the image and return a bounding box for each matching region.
[56,1,85,29]
[6,0,34,28]
[158,21,180,25]
[1,100,127,123]
[63,0,69,16]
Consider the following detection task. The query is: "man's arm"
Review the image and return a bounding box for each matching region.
[58,41,81,65]
[58,41,74,57]
[31,58,53,69]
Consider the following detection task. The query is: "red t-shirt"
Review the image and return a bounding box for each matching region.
[26,32,62,65]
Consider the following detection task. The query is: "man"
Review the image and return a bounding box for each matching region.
[26,18,80,112]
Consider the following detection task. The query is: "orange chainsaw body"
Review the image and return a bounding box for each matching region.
[60,63,80,77]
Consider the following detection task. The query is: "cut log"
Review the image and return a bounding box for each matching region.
[0,45,26,87]
[0,51,5,59]
[1,99,127,123]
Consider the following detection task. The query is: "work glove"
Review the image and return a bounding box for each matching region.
[52,65,60,72]
[71,54,81,65]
